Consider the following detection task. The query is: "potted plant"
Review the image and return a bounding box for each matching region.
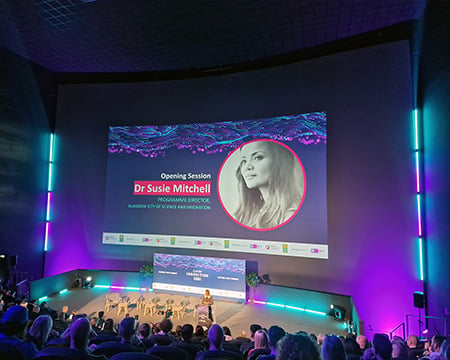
[246,272,258,304]
[139,263,153,292]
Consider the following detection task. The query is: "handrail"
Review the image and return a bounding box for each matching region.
[390,322,405,339]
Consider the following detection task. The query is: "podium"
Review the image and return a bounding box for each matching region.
[197,305,210,327]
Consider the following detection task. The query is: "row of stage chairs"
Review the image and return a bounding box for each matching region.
[104,293,197,319]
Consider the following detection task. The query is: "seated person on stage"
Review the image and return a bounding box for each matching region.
[0,305,38,360]
[258,325,286,360]
[240,324,262,355]
[170,323,205,360]
[201,289,214,323]
[195,324,243,360]
[147,318,177,346]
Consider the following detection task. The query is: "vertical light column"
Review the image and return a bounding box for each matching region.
[413,109,424,281]
[44,133,55,251]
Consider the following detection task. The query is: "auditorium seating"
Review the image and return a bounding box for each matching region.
[32,347,93,360]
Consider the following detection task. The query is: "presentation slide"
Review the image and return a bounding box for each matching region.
[102,112,328,258]
[152,253,246,301]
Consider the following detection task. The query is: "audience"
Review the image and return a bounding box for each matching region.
[170,323,206,360]
[69,317,107,359]
[0,305,38,360]
[147,317,177,346]
[423,335,447,360]
[97,318,117,336]
[5,287,449,360]
[408,335,424,360]
[195,323,243,360]
[259,325,286,360]
[248,329,271,360]
[344,336,363,360]
[240,324,262,356]
[372,333,393,360]
[276,332,321,360]
[322,335,347,360]
[117,316,145,351]
[24,314,53,350]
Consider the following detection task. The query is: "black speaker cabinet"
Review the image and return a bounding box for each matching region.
[413,292,425,308]
[0,255,9,285]
[9,255,18,267]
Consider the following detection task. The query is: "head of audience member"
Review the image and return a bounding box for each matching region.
[195,325,205,337]
[322,335,347,360]
[358,335,370,351]
[431,335,446,354]
[90,317,98,327]
[250,324,262,340]
[138,323,151,339]
[440,340,450,360]
[363,348,377,360]
[317,334,326,346]
[310,334,318,344]
[276,333,320,360]
[391,337,409,359]
[103,318,115,332]
[372,333,392,360]
[223,326,232,341]
[0,305,29,336]
[254,329,270,349]
[268,325,286,352]
[208,324,225,350]
[181,324,194,341]
[98,311,105,319]
[159,318,173,335]
[119,317,136,342]
[70,317,92,351]
[26,314,53,347]
[407,335,419,348]
[344,337,362,356]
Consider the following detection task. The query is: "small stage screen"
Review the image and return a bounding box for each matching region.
[152,253,246,301]
[102,112,327,258]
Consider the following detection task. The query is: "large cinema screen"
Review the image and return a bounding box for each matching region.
[102,112,327,258]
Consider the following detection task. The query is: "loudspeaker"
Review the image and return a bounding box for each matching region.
[413,292,425,308]
[9,255,18,267]
[0,255,9,285]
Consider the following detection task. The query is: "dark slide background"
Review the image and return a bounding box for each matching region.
[103,115,327,245]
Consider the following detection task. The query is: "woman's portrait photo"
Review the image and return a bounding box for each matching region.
[218,139,305,230]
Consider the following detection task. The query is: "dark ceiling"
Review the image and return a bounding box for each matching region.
[0,0,428,74]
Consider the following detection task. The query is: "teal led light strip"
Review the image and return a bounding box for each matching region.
[44,133,55,251]
[253,300,327,316]
[413,109,424,281]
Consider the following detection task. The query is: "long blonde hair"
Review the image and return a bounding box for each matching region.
[234,140,304,229]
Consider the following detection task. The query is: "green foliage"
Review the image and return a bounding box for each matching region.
[246,272,258,287]
[139,263,153,277]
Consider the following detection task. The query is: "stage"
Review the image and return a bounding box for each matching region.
[30,270,353,337]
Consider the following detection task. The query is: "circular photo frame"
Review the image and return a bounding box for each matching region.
[217,139,306,231]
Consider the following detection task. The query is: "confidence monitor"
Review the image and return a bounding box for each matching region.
[102,112,327,258]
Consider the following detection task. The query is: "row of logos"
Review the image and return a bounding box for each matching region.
[103,233,328,259]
